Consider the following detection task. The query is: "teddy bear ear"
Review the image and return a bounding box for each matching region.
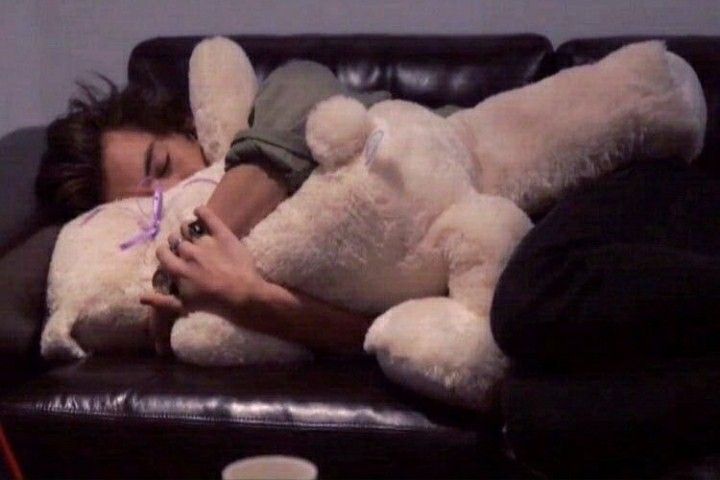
[189,37,258,165]
[306,95,372,169]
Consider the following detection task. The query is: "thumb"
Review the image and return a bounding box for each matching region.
[140,291,185,314]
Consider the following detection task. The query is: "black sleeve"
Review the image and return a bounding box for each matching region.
[491,160,720,365]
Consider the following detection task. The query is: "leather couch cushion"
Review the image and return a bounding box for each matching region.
[556,36,720,176]
[0,356,510,478]
[128,34,553,110]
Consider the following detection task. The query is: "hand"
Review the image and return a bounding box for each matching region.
[142,206,267,318]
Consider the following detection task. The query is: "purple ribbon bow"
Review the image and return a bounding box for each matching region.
[119,185,164,250]
[79,175,218,251]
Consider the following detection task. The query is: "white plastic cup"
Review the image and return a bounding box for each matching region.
[221,455,318,480]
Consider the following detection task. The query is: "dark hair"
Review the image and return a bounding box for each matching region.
[35,77,194,220]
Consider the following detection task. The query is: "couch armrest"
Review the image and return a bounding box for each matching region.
[0,127,49,257]
[0,226,59,384]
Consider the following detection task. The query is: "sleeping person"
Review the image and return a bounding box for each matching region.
[36,60,389,355]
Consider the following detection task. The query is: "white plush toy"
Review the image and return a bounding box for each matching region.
[42,38,706,410]
[41,37,311,363]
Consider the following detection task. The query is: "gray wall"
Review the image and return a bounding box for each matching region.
[2,0,719,137]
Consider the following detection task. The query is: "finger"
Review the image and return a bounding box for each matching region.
[194,205,233,241]
[168,232,196,260]
[156,245,191,278]
[141,291,184,311]
[167,232,182,254]
[140,291,185,313]
[175,238,200,261]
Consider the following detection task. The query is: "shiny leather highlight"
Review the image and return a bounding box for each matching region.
[128,35,554,109]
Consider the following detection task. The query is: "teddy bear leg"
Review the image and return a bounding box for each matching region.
[41,309,87,361]
[171,311,312,366]
[365,193,532,410]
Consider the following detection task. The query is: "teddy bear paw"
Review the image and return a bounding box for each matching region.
[365,296,507,410]
[40,320,87,361]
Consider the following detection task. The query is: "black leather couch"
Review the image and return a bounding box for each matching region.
[1,34,719,479]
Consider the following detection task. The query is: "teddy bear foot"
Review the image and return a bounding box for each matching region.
[40,311,87,361]
[364,296,507,411]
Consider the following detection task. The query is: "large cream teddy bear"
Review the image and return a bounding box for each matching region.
[41,37,706,410]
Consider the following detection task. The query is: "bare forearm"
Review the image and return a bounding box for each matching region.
[205,164,371,354]
[206,163,288,237]
[240,281,373,355]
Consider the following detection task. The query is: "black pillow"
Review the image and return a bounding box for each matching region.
[491,159,720,366]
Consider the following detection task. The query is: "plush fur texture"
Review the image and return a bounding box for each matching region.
[305,95,372,167]
[190,36,258,165]
[447,41,706,214]
[41,37,305,362]
[42,40,706,410]
[43,161,224,360]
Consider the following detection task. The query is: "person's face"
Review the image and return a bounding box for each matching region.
[101,129,207,201]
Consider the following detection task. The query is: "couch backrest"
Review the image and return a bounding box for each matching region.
[129,34,720,172]
[556,36,720,175]
[128,34,554,109]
